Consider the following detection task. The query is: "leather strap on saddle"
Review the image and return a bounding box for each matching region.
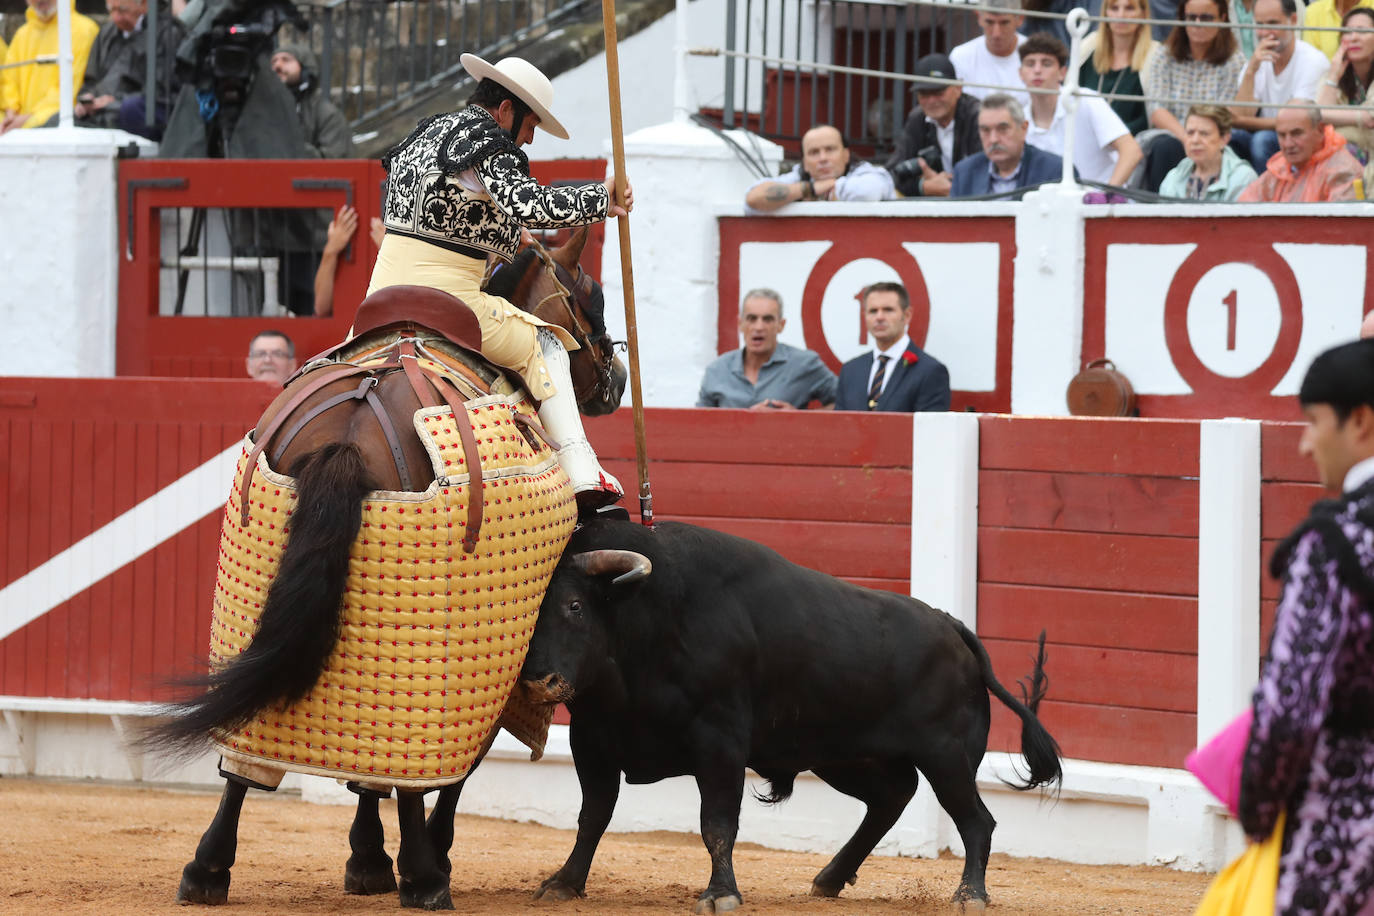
[433,376,484,554]
[239,364,376,526]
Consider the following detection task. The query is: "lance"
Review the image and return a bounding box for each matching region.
[601,0,654,528]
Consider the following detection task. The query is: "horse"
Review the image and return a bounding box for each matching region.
[146,227,626,910]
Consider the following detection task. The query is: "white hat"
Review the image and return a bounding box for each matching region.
[460,53,569,140]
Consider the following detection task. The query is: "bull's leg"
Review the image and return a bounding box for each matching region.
[344,784,397,895]
[176,777,248,905]
[918,743,996,909]
[396,788,453,910]
[691,765,747,914]
[535,734,620,901]
[809,760,919,897]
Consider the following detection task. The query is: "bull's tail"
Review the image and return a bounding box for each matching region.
[952,620,1063,792]
[145,443,372,755]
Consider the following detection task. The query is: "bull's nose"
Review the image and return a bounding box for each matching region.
[521,673,572,703]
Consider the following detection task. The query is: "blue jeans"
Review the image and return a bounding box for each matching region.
[1246,129,1280,171]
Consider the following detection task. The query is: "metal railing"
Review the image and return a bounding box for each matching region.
[288,0,589,128]
[716,0,984,155]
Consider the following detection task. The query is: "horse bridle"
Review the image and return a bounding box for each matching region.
[529,245,623,406]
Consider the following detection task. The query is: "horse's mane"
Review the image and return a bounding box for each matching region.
[485,246,608,339]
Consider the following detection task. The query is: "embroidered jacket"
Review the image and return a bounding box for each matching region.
[381,105,609,262]
[1240,480,1374,916]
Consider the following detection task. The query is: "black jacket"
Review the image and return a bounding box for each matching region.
[885,93,982,197]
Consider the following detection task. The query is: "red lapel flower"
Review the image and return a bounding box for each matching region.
[901,350,919,367]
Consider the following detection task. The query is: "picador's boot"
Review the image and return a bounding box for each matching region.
[535,329,623,514]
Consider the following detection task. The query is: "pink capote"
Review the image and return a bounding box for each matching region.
[1186,708,1253,818]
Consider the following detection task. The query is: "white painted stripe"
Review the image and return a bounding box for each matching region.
[0,442,243,643]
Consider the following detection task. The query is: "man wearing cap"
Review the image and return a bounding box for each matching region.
[369,54,632,510]
[271,45,352,159]
[886,53,983,197]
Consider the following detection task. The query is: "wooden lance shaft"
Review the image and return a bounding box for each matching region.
[601,0,654,527]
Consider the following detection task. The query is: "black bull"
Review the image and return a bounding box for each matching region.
[519,518,1063,912]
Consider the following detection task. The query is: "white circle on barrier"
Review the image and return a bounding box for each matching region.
[818,257,903,363]
[1184,263,1282,379]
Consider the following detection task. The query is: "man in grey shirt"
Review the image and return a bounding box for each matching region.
[697,289,838,410]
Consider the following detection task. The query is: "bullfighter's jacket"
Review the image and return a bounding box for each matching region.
[380,104,609,262]
[1240,477,1374,915]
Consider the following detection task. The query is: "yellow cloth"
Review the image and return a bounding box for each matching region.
[368,233,578,399]
[0,4,98,127]
[0,35,8,63]
[1194,812,1285,916]
[1302,0,1344,58]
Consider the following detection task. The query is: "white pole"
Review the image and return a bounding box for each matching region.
[1059,7,1090,187]
[672,0,691,122]
[56,0,75,129]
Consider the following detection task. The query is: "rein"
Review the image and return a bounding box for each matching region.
[527,243,622,406]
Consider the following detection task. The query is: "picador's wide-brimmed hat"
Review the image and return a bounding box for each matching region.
[461,54,569,139]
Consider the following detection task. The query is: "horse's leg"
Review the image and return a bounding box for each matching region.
[176,777,248,905]
[344,784,398,895]
[425,782,462,877]
[396,788,453,910]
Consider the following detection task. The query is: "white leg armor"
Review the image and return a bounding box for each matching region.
[535,329,623,502]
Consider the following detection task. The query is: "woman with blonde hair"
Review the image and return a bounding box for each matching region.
[1079,0,1159,133]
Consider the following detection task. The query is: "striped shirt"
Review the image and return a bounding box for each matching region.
[1144,44,1247,124]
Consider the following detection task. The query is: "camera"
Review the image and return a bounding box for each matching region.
[180,0,305,106]
[891,144,943,182]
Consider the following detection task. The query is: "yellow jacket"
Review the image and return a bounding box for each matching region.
[1,4,99,127]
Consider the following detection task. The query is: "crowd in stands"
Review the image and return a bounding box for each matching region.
[755,0,1374,203]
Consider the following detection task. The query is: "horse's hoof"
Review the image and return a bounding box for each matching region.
[692,893,742,914]
[950,894,989,912]
[176,860,230,905]
[344,857,397,895]
[399,881,453,910]
[810,880,843,897]
[534,878,583,902]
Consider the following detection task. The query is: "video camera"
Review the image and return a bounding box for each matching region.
[182,0,306,106]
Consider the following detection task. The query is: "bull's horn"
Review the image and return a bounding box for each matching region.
[572,549,651,585]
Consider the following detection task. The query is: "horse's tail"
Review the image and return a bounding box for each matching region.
[146,443,371,753]
[952,620,1064,792]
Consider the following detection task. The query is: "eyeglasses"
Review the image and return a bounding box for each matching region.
[249,349,292,360]
[1183,13,1218,21]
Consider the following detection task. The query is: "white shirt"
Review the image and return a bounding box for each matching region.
[1025,89,1130,184]
[866,333,912,398]
[1344,455,1374,493]
[935,119,956,173]
[1244,39,1329,119]
[743,161,895,215]
[949,34,1029,107]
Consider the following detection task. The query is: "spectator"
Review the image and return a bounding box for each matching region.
[76,0,183,140]
[1141,0,1248,189]
[1231,0,1331,167]
[886,54,982,197]
[245,330,297,386]
[696,289,837,410]
[1304,0,1365,56]
[1020,32,1143,186]
[271,45,352,159]
[1234,0,1311,58]
[1238,99,1363,198]
[953,93,1069,198]
[1160,104,1260,196]
[1315,5,1374,159]
[949,0,1030,105]
[1239,339,1374,916]
[313,205,385,317]
[744,124,894,212]
[0,0,99,133]
[835,282,950,412]
[1079,0,1159,133]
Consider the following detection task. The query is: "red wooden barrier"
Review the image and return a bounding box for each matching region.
[1259,422,1324,646]
[979,415,1202,769]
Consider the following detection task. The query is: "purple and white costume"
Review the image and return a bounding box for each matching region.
[1240,463,1374,916]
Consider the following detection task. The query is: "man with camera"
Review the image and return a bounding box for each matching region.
[744,124,895,213]
[887,53,983,197]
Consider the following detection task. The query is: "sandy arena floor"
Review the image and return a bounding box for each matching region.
[0,778,1211,915]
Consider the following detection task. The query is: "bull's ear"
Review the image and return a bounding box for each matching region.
[571,549,651,585]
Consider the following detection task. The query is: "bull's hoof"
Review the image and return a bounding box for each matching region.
[534,877,584,901]
[176,861,230,905]
[344,854,398,895]
[398,881,453,910]
[692,893,742,913]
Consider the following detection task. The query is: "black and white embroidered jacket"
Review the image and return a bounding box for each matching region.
[381,105,609,262]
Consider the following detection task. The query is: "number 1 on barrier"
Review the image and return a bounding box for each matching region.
[1222,290,1238,351]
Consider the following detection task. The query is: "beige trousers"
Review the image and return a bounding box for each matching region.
[367,234,578,398]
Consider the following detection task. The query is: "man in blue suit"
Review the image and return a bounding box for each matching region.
[952,92,1068,200]
[835,282,951,413]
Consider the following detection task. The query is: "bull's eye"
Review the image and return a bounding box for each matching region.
[567,600,582,618]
